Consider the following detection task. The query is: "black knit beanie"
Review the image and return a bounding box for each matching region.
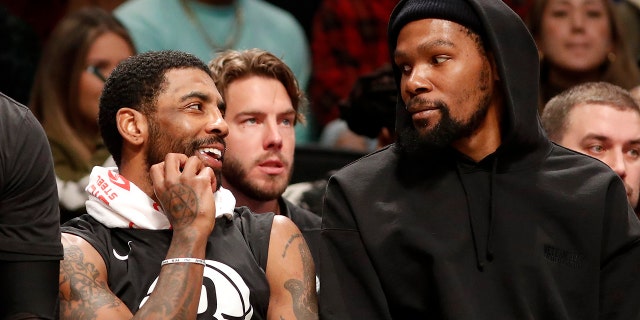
[389,0,484,45]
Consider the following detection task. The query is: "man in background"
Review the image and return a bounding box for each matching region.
[209,48,320,264]
[542,81,640,214]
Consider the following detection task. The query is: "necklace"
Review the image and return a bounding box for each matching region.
[180,0,244,52]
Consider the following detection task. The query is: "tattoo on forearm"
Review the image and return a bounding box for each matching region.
[282,233,303,258]
[284,238,318,319]
[161,184,198,228]
[136,263,198,318]
[59,245,121,319]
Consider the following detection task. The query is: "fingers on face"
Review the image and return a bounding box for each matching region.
[181,155,205,176]
[185,157,215,189]
[151,153,215,188]
[164,153,190,175]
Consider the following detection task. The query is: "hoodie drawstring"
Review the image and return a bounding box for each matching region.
[456,156,498,271]
[486,157,498,262]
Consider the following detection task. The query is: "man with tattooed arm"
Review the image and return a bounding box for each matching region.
[58,50,318,319]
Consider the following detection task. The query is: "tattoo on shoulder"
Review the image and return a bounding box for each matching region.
[161,184,198,228]
[284,240,318,319]
[59,244,121,319]
[282,233,303,258]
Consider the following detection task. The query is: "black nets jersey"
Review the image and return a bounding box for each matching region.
[62,207,273,319]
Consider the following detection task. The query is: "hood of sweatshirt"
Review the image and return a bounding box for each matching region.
[388,0,549,169]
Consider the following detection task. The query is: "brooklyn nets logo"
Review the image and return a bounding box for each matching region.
[139,260,253,319]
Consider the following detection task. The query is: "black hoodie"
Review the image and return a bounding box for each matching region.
[318,0,640,319]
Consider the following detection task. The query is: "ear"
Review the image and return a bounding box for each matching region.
[116,108,148,146]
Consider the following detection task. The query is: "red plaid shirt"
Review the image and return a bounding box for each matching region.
[309,0,398,128]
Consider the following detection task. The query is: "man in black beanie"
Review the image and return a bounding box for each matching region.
[319,0,640,319]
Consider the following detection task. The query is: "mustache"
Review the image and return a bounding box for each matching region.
[187,136,226,153]
[405,97,448,112]
[255,152,289,167]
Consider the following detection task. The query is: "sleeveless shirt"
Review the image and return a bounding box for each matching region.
[62,207,273,319]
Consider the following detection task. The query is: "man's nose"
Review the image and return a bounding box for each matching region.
[609,152,627,179]
[206,111,229,138]
[264,120,283,150]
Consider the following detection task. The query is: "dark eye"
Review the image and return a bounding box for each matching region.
[398,64,412,75]
[187,103,203,111]
[433,56,450,64]
[628,148,640,159]
[586,9,604,19]
[549,9,569,18]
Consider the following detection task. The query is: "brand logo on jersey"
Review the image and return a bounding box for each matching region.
[112,241,133,261]
[140,260,253,319]
[108,170,130,191]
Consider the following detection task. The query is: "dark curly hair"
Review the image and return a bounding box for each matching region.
[99,50,212,166]
[340,64,397,139]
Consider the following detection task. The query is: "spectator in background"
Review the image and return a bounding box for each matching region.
[209,49,321,265]
[28,7,135,222]
[527,0,640,111]
[615,0,640,67]
[337,64,397,151]
[114,0,315,144]
[309,0,397,132]
[319,64,397,153]
[542,82,640,214]
[0,92,63,320]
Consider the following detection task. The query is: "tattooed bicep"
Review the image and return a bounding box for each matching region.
[59,235,123,319]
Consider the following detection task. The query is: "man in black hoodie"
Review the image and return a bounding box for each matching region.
[319,0,640,319]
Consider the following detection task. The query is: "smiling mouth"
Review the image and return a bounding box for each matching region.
[198,147,223,159]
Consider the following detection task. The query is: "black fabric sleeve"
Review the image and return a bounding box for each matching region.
[0,260,60,319]
[598,177,640,319]
[0,93,62,319]
[0,92,63,261]
[319,176,392,320]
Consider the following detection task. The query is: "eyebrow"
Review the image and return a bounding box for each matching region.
[580,134,609,142]
[234,108,296,117]
[580,134,640,144]
[395,39,455,60]
[179,91,212,103]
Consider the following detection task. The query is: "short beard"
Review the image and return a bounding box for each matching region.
[146,118,224,190]
[396,96,491,160]
[222,154,290,201]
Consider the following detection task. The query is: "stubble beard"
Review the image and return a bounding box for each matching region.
[222,153,290,201]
